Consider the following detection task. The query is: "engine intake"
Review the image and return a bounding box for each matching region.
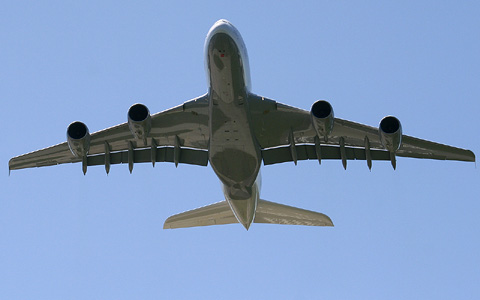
[67,121,90,157]
[379,116,402,152]
[310,100,334,141]
[128,103,151,141]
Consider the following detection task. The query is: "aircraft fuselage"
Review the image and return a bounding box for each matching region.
[205,20,260,229]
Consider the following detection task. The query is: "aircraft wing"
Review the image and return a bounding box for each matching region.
[249,95,475,167]
[9,95,210,172]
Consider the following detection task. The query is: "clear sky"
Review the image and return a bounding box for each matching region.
[1,1,479,299]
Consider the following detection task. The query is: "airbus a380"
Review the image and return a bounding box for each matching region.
[9,20,475,230]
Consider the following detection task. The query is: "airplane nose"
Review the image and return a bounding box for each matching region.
[210,33,236,56]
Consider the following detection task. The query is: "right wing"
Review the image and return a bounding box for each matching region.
[9,95,210,172]
[248,94,474,167]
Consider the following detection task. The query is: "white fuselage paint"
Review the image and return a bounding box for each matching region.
[204,20,261,230]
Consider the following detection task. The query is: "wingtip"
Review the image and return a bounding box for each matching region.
[8,159,14,176]
[470,150,476,163]
[8,159,14,173]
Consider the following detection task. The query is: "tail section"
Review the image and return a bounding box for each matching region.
[254,199,333,227]
[163,201,238,229]
[163,199,333,229]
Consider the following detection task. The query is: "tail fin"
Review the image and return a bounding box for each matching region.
[254,199,334,227]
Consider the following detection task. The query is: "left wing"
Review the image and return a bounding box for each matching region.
[248,94,475,167]
[9,95,210,172]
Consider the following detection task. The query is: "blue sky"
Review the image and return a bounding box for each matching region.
[1,1,479,299]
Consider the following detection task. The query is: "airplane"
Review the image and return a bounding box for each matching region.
[9,19,475,230]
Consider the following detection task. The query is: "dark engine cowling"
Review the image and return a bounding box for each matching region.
[67,121,90,157]
[310,100,334,141]
[379,116,402,152]
[128,103,151,141]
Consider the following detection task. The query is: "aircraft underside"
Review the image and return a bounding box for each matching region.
[8,19,475,231]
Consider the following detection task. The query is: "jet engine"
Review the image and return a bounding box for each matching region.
[128,103,151,141]
[310,100,334,141]
[67,121,90,157]
[379,116,402,152]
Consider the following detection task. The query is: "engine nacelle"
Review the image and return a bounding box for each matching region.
[379,116,402,152]
[128,103,151,141]
[310,100,334,140]
[67,121,90,157]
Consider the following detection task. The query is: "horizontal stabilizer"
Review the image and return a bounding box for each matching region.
[254,199,334,227]
[163,201,238,229]
[163,199,333,229]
